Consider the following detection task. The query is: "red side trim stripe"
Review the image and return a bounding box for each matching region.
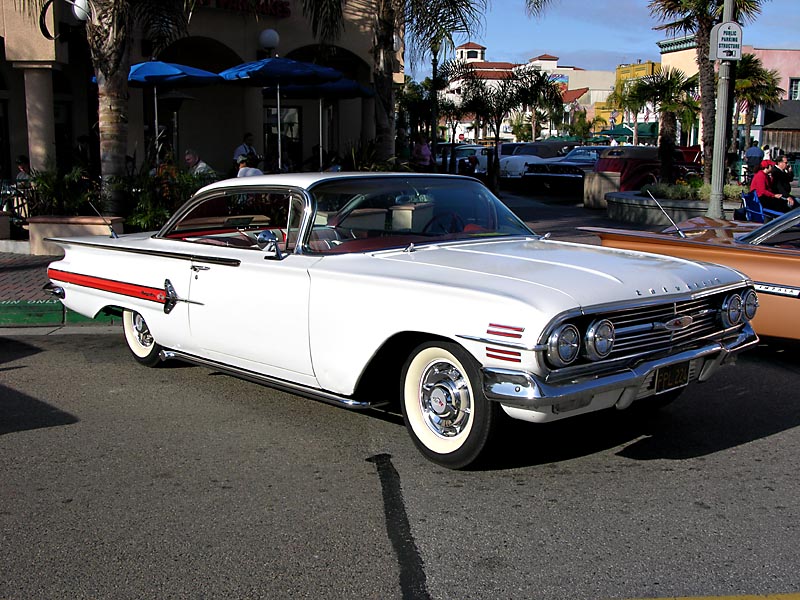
[487,322,524,338]
[486,346,522,363]
[48,268,166,304]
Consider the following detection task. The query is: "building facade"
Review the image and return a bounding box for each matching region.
[0,0,393,180]
[443,42,614,142]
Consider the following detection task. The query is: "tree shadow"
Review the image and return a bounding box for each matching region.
[0,383,79,435]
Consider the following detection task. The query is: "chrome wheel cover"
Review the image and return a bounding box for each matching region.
[132,313,154,349]
[418,360,472,438]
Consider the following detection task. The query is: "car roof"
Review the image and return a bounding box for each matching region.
[195,171,480,194]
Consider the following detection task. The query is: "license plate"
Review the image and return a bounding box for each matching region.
[655,362,690,393]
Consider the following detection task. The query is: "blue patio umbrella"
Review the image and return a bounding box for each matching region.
[128,61,222,159]
[220,57,342,169]
[262,78,374,169]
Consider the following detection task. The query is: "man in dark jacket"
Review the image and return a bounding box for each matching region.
[771,155,795,198]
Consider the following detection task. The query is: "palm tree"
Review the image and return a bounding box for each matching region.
[456,65,563,191]
[569,111,607,143]
[733,53,784,149]
[629,67,698,184]
[648,0,764,183]
[516,69,564,142]
[525,0,766,183]
[22,0,194,214]
[304,0,487,163]
[606,78,647,146]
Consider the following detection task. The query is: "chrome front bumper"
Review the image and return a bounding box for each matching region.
[481,325,758,413]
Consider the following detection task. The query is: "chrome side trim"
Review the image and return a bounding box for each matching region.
[754,282,800,298]
[456,334,545,352]
[482,325,758,411]
[158,349,383,410]
[44,238,241,266]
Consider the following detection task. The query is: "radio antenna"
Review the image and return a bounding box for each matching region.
[88,200,119,239]
[646,190,686,238]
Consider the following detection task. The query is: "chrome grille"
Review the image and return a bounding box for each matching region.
[605,297,721,359]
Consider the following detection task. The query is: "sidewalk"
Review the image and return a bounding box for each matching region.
[0,192,646,328]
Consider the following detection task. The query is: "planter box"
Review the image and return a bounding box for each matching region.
[584,171,620,209]
[605,191,739,226]
[27,216,124,255]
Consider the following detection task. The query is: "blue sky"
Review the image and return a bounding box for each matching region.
[411,0,800,77]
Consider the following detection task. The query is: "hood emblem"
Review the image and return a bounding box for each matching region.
[662,315,694,331]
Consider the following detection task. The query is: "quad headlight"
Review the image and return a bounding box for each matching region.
[547,323,580,367]
[721,293,743,327]
[585,319,615,360]
[742,289,758,321]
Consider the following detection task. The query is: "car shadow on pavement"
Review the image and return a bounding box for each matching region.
[483,338,800,471]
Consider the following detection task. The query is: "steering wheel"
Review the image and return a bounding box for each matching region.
[422,212,466,235]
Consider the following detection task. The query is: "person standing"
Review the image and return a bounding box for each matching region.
[233,133,258,163]
[411,134,432,172]
[15,155,31,182]
[744,140,764,179]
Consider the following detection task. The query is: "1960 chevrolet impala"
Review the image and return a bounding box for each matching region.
[46,173,759,468]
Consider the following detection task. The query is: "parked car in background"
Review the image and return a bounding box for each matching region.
[592,145,702,191]
[499,142,568,182]
[433,142,463,170]
[523,145,607,191]
[449,144,491,175]
[45,172,758,469]
[581,209,800,340]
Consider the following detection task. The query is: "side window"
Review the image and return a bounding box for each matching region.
[164,190,304,251]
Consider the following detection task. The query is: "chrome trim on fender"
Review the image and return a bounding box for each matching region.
[44,238,242,266]
[456,334,545,352]
[481,325,758,411]
[754,282,800,298]
[158,349,383,410]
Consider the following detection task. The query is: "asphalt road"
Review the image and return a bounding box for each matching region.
[2,329,800,600]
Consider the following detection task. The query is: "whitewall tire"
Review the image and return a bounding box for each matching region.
[401,341,497,469]
[122,309,163,367]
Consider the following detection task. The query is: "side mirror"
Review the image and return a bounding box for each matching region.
[257,230,284,260]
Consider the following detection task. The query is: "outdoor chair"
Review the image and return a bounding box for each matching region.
[739,191,782,223]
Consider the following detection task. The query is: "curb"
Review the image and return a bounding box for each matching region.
[0,300,120,327]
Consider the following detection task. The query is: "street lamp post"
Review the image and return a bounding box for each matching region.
[259,29,280,169]
[707,0,737,218]
[430,38,441,167]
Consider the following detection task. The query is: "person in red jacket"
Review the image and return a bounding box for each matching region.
[750,159,797,212]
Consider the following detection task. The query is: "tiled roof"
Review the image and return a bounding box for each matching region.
[457,42,486,50]
[532,53,559,61]
[562,87,590,103]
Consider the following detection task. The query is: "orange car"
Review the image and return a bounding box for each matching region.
[581,211,800,340]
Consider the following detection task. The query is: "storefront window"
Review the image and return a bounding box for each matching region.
[264,106,302,172]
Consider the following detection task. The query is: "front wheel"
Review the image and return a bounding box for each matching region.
[122,309,163,367]
[401,341,497,469]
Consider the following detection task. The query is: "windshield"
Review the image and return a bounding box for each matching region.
[307,176,534,254]
[738,209,800,247]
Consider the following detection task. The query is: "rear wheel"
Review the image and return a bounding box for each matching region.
[401,341,497,469]
[122,309,163,367]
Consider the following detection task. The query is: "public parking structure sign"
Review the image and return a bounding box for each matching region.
[709,21,743,61]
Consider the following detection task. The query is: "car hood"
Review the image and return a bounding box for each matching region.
[369,237,744,308]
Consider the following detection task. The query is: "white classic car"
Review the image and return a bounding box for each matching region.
[45,173,759,468]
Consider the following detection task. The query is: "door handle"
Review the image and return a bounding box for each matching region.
[191,265,210,272]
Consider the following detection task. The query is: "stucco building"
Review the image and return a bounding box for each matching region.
[0,0,393,180]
